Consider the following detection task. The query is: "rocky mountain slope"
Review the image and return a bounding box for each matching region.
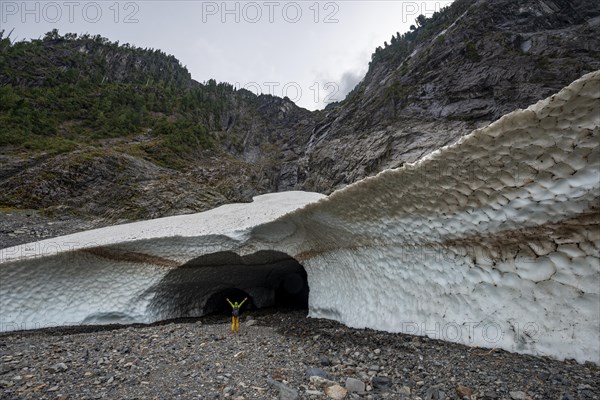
[1,0,599,246]
[296,0,600,192]
[0,31,316,228]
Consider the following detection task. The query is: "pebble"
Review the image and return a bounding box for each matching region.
[49,363,68,373]
[319,355,331,366]
[267,378,299,400]
[425,386,446,400]
[306,367,330,379]
[345,377,365,393]
[371,376,392,390]
[509,391,528,400]
[456,385,473,397]
[324,384,348,400]
[310,376,338,388]
[306,389,323,395]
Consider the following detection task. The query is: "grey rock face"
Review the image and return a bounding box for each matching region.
[289,0,600,194]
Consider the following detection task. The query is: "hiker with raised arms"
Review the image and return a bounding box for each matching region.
[226,297,247,333]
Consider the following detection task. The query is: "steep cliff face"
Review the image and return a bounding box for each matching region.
[295,0,600,193]
[219,92,316,191]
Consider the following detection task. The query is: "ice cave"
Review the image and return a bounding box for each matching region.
[1,71,598,364]
[147,250,309,319]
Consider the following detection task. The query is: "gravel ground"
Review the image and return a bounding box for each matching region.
[0,310,598,400]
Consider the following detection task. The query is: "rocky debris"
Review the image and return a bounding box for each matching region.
[0,310,596,400]
[306,367,331,380]
[319,355,331,366]
[310,375,338,389]
[456,385,474,398]
[510,390,530,400]
[305,389,324,396]
[399,385,412,396]
[267,378,299,400]
[371,376,393,391]
[324,384,347,399]
[424,386,447,400]
[48,363,68,373]
[345,377,365,394]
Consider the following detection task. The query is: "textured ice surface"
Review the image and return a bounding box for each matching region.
[0,192,325,330]
[1,72,598,363]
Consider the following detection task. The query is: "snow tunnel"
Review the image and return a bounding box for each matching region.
[146,250,309,320]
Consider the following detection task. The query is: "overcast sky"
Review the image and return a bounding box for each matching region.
[1,0,453,110]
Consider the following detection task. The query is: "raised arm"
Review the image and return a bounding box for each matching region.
[239,297,248,307]
[226,298,234,308]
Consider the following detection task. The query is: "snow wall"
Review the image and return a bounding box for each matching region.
[1,71,598,363]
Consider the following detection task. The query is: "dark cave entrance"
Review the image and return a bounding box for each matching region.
[148,250,309,319]
[274,268,309,308]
